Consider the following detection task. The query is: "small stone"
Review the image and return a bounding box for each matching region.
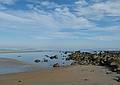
[18,80,23,85]
[84,78,89,81]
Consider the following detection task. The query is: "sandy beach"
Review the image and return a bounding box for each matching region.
[0,64,119,85]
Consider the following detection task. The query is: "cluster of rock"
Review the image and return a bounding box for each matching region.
[34,58,48,63]
[34,54,60,67]
[45,55,58,59]
[68,51,120,74]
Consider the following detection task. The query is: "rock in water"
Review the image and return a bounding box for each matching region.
[43,59,48,62]
[34,59,40,63]
[53,63,60,67]
[50,55,58,59]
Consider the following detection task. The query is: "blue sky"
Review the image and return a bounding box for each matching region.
[0,0,120,50]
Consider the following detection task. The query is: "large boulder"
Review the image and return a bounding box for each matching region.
[110,62,119,72]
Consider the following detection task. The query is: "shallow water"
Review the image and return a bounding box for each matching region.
[0,51,73,74]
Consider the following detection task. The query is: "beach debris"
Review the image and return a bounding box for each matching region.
[34,59,41,63]
[53,63,60,67]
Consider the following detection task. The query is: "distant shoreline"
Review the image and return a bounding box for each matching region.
[0,50,57,54]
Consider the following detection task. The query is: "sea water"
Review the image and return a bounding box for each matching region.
[0,51,73,74]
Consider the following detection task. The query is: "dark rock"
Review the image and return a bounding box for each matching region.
[83,78,89,81]
[53,63,60,67]
[18,80,23,85]
[66,58,70,61]
[63,55,66,57]
[45,55,49,58]
[71,62,78,65]
[34,59,41,63]
[115,76,120,82]
[50,55,58,59]
[43,59,48,62]
[18,80,22,82]
[64,51,67,54]
[117,68,120,74]
[106,71,112,74]
[67,50,120,74]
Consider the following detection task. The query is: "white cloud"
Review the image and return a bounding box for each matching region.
[0,11,59,32]
[0,0,119,42]
[53,6,95,29]
[74,0,120,22]
[87,34,120,41]
[75,0,88,6]
[33,32,79,40]
[91,25,120,32]
[1,1,94,33]
[27,0,95,29]
[91,0,120,16]
[0,0,17,5]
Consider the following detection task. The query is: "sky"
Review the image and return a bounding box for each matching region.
[0,0,120,50]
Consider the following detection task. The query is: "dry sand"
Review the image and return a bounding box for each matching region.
[0,64,119,85]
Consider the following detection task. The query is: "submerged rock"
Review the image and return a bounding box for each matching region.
[45,55,49,58]
[43,59,48,62]
[17,55,22,57]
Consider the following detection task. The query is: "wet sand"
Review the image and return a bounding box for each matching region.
[0,58,27,65]
[0,64,119,85]
[0,58,42,74]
